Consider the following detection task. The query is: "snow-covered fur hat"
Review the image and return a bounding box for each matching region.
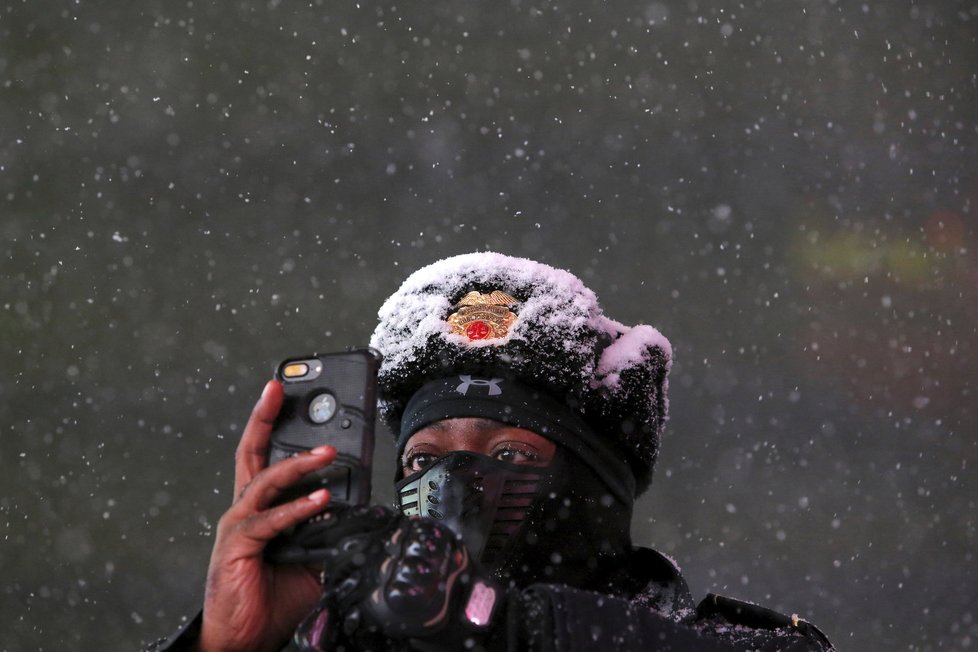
[369,252,672,495]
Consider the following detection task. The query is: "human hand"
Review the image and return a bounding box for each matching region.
[292,506,504,651]
[197,380,337,652]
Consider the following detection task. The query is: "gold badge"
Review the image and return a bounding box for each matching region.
[447,290,518,341]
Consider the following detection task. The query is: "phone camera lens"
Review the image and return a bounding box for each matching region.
[309,393,338,424]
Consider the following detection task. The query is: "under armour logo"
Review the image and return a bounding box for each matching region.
[456,375,504,396]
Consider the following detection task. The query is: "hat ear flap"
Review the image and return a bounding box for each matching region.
[590,325,672,492]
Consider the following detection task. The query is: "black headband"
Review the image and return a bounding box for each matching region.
[398,375,637,504]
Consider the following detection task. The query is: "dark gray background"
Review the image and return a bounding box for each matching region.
[2,1,975,649]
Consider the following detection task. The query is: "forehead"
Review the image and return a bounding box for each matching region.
[406,417,554,450]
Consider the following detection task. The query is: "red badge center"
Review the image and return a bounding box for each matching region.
[466,321,491,340]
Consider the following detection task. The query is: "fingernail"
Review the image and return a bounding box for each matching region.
[310,445,334,456]
[308,489,329,503]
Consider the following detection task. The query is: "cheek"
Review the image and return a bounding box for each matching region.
[530,439,558,465]
[543,442,558,462]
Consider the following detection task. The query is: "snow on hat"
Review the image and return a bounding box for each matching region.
[368,252,672,495]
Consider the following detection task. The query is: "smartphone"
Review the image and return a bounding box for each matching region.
[267,348,381,508]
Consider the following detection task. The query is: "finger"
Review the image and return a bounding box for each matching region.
[234,380,284,497]
[233,445,337,514]
[231,488,333,551]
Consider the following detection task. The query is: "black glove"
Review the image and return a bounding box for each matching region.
[291,505,505,652]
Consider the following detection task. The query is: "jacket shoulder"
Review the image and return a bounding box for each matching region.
[629,546,686,585]
[695,593,834,651]
[626,547,696,617]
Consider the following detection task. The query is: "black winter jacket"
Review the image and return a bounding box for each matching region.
[148,546,832,651]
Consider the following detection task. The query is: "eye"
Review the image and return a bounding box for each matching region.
[492,446,544,466]
[402,452,439,475]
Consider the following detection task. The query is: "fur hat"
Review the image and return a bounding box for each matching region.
[369,252,672,495]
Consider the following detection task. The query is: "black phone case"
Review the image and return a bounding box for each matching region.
[267,348,380,507]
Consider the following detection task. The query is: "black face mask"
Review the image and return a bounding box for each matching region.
[395,451,547,566]
[395,449,637,592]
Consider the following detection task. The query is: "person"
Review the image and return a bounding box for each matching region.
[151,252,833,651]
